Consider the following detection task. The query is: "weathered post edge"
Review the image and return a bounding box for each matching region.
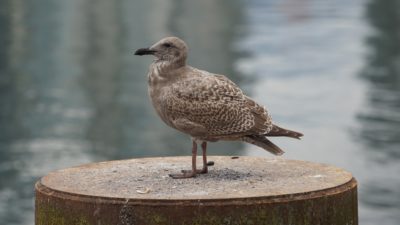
[35,156,358,225]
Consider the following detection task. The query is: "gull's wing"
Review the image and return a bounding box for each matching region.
[164,72,273,137]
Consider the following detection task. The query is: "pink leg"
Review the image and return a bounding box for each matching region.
[169,140,197,179]
[199,142,208,174]
[181,141,208,174]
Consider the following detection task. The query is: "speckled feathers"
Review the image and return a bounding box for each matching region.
[163,69,274,140]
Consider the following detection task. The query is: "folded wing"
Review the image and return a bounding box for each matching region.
[163,72,273,138]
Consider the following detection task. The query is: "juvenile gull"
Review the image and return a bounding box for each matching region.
[135,37,303,179]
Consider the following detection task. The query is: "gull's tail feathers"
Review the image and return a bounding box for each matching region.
[265,124,303,140]
[242,135,284,156]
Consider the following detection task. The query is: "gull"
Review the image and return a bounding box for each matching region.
[135,37,303,179]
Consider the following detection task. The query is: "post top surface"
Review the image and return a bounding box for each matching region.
[39,156,353,201]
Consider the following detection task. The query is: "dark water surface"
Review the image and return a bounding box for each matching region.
[0,0,399,224]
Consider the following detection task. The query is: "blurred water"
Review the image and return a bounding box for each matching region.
[239,1,400,224]
[0,0,399,224]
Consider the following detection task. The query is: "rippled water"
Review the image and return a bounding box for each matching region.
[0,0,399,224]
[239,1,400,224]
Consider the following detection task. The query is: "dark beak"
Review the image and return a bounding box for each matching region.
[134,48,156,56]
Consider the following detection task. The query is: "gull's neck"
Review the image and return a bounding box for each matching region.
[151,58,186,75]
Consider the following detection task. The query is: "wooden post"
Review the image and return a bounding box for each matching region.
[35,156,358,225]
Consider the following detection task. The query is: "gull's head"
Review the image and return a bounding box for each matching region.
[134,37,188,65]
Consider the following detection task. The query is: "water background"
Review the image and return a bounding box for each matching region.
[0,0,399,224]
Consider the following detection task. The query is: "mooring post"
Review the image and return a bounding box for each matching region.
[35,156,358,225]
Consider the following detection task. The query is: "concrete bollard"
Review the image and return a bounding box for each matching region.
[35,156,358,225]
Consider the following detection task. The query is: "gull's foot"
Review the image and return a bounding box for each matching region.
[169,170,196,179]
[181,167,208,174]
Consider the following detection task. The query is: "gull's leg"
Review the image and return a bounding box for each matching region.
[169,140,197,179]
[199,141,208,174]
[181,141,209,174]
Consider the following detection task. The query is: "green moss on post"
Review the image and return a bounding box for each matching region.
[35,156,358,225]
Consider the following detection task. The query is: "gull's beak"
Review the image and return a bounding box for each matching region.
[134,48,156,56]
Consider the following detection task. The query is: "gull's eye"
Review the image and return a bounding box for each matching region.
[162,43,172,48]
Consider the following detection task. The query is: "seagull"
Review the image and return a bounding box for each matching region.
[135,37,303,179]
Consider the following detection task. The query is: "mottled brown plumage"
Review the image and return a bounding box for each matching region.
[135,37,303,178]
